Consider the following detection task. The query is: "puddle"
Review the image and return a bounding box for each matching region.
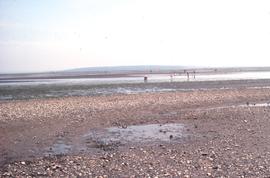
[45,140,72,156]
[241,103,270,107]
[192,102,270,112]
[0,95,13,100]
[44,123,186,156]
[84,123,185,144]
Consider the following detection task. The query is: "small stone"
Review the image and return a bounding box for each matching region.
[212,166,219,170]
[201,152,208,156]
[52,165,61,170]
[3,172,11,176]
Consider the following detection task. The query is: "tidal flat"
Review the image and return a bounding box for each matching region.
[1,79,270,177]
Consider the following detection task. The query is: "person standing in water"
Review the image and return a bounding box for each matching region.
[144,76,148,83]
[187,72,190,81]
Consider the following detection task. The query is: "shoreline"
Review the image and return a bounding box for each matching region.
[2,78,270,101]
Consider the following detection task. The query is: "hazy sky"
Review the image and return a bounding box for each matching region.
[1,0,270,73]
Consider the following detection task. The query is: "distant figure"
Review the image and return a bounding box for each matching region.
[193,70,196,79]
[170,74,173,82]
[187,72,190,81]
[144,76,148,83]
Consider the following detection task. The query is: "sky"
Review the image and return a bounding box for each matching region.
[0,0,270,73]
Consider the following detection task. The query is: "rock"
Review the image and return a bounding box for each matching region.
[201,152,208,156]
[212,166,219,170]
[3,172,12,176]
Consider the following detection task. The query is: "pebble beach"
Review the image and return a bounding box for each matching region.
[1,80,270,177]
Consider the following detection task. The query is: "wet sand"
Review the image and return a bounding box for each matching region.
[1,81,270,177]
[2,79,270,100]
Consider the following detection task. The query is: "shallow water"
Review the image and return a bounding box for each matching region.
[240,103,270,107]
[46,140,72,155]
[84,123,185,143]
[191,102,270,112]
[2,71,270,86]
[45,123,186,156]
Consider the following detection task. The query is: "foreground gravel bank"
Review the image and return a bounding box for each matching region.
[1,87,270,177]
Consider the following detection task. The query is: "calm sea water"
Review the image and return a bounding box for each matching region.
[1,71,270,86]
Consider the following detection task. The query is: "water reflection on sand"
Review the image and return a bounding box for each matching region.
[2,71,270,100]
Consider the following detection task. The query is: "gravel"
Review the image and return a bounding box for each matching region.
[1,87,270,177]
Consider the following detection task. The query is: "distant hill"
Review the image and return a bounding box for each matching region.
[2,66,270,80]
[65,65,190,73]
[0,65,193,80]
